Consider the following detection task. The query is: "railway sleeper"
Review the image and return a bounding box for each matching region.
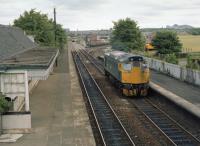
[167,135,192,142]
[173,139,193,143]
[149,118,171,123]
[164,130,184,135]
[152,121,172,125]
[157,124,175,128]
[150,117,170,121]
[146,114,166,119]
[174,139,195,144]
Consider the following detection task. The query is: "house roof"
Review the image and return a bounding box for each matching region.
[0,25,37,61]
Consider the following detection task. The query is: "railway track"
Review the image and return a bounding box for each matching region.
[79,48,200,146]
[72,50,135,146]
[132,98,200,146]
[79,49,104,73]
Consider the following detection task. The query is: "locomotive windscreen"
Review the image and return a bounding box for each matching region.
[129,56,143,62]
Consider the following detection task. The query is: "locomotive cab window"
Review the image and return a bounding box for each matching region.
[129,56,144,67]
[129,56,144,62]
[122,64,132,71]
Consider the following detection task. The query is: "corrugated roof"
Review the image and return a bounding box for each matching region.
[0,47,58,70]
[0,25,37,61]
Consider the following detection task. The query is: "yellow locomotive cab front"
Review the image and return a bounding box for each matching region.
[118,63,150,96]
[119,64,150,84]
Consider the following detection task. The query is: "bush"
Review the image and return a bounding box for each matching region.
[0,94,11,113]
[165,54,178,64]
[186,55,200,70]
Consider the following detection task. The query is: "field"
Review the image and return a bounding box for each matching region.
[178,35,200,52]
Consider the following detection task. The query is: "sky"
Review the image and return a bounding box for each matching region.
[0,0,200,30]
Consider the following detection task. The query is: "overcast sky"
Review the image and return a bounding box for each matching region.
[0,0,200,30]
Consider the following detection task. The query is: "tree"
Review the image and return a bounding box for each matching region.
[111,18,145,52]
[56,24,67,49]
[14,9,66,48]
[152,30,182,54]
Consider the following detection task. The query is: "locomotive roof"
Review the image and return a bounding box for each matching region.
[105,51,143,62]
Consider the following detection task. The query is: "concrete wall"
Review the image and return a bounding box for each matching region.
[2,112,31,133]
[0,70,29,111]
[145,57,200,86]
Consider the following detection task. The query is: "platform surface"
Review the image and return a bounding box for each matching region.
[1,42,95,146]
[151,70,200,108]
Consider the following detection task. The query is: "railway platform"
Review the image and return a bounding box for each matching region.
[150,70,200,118]
[1,42,95,146]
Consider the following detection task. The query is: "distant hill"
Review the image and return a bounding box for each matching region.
[166,24,194,29]
[141,25,200,35]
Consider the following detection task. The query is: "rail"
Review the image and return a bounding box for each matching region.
[72,50,135,146]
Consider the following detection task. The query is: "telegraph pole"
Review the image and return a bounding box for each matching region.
[54,8,57,46]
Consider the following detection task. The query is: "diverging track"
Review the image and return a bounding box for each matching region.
[72,51,135,146]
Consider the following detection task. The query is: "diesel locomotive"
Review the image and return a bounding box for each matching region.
[104,51,150,96]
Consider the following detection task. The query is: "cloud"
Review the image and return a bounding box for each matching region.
[0,0,199,30]
[50,0,107,10]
